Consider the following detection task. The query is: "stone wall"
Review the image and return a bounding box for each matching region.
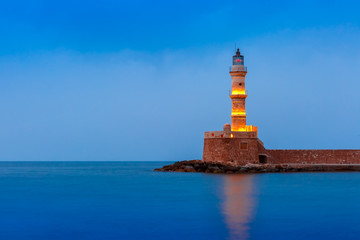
[267,150,360,164]
[203,138,259,165]
[203,131,360,165]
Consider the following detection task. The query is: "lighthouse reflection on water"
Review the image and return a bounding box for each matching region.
[220,175,257,240]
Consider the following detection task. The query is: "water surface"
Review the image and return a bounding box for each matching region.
[0,162,359,240]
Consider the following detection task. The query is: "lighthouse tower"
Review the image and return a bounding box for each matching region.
[229,49,256,133]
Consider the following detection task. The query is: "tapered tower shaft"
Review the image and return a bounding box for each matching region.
[229,49,256,132]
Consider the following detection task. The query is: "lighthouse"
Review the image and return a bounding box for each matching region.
[161,48,360,168]
[229,49,257,133]
[203,49,261,165]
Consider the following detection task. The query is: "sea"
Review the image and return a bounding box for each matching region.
[0,161,359,240]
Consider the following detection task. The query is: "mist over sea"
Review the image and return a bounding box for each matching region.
[0,161,359,240]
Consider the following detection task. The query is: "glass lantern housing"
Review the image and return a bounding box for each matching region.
[232,49,244,66]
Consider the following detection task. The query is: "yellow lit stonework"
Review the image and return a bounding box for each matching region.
[231,125,257,133]
[231,90,246,95]
[231,111,246,116]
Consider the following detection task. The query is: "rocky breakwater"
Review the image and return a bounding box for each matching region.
[154,160,360,174]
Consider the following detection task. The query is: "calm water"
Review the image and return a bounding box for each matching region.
[0,162,359,240]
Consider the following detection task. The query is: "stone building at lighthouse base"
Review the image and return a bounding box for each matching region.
[203,124,360,166]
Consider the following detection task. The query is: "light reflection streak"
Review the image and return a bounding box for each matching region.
[221,175,257,240]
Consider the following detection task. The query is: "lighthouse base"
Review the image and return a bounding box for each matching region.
[203,131,266,165]
[203,130,360,165]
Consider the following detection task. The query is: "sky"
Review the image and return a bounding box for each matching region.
[0,0,360,161]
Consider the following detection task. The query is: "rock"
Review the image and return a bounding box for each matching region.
[154,160,360,174]
[208,165,220,171]
[183,165,196,172]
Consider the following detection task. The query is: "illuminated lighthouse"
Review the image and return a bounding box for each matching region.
[203,49,261,165]
[163,48,360,168]
[202,49,360,166]
[230,49,257,133]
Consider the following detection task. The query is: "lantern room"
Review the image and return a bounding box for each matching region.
[232,49,244,66]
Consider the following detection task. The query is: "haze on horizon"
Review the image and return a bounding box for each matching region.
[1,0,360,161]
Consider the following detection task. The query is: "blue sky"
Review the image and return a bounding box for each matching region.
[1,0,360,161]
